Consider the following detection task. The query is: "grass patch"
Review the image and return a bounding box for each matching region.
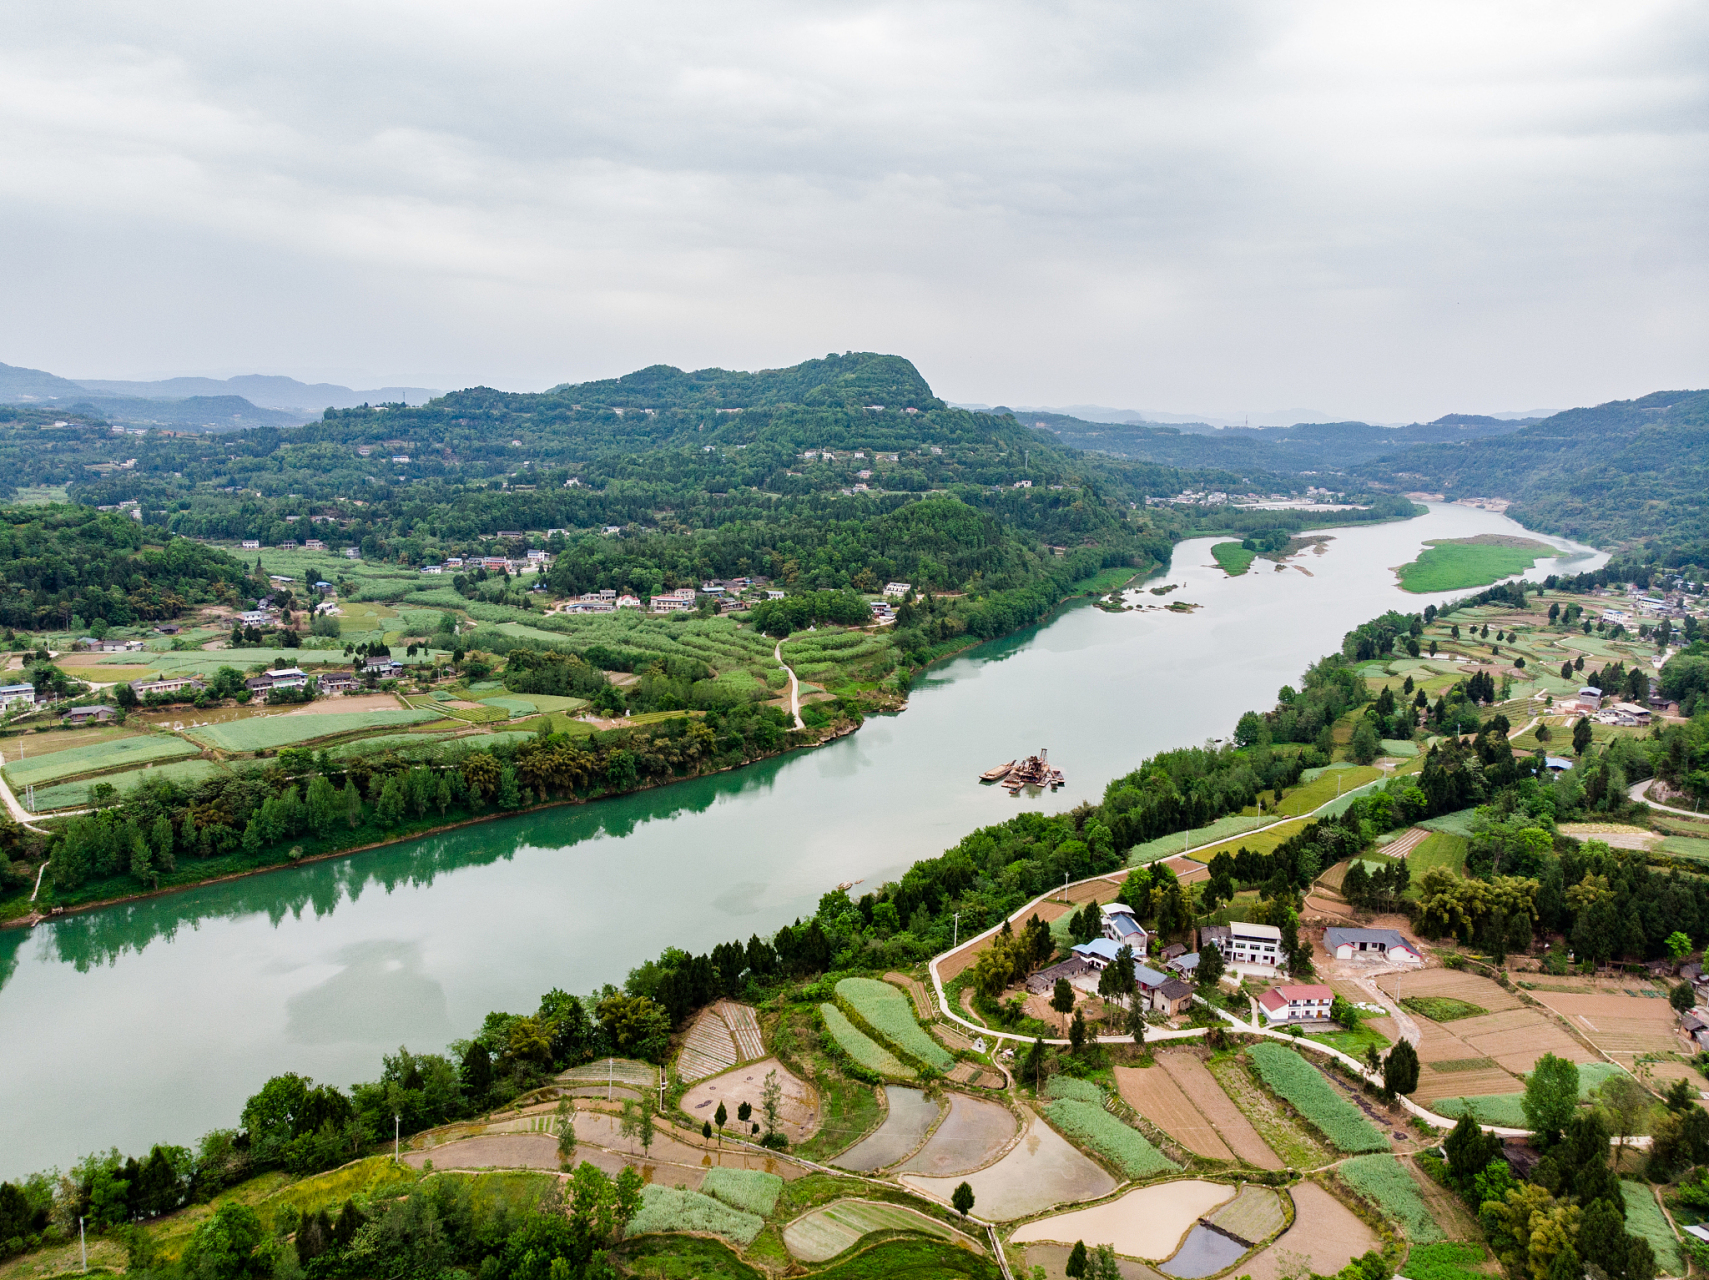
[185,708,442,751]
[1431,1095,1528,1128]
[701,1168,784,1217]
[835,978,954,1072]
[1396,536,1553,594]
[820,1005,914,1079]
[1339,1155,1443,1243]
[1272,766,1385,817]
[1400,997,1488,1023]
[1248,1044,1387,1152]
[613,1235,764,1280]
[1043,1076,1107,1104]
[2,733,201,787]
[1306,1023,1393,1058]
[1042,1098,1179,1177]
[1404,1242,1494,1280]
[28,758,223,809]
[1620,1180,1683,1276]
[1418,808,1480,838]
[1213,542,1258,576]
[1405,833,1469,893]
[809,1238,1001,1280]
[626,1185,765,1245]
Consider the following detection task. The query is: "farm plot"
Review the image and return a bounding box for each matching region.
[1043,1096,1178,1178]
[1240,1182,1380,1280]
[700,1168,783,1216]
[835,978,955,1071]
[1620,1181,1683,1277]
[1338,1155,1443,1243]
[2,733,201,787]
[556,1058,657,1093]
[1413,1056,1524,1110]
[898,1093,1017,1176]
[782,1199,960,1262]
[1157,1053,1283,1170]
[885,972,936,1021]
[1011,1180,1238,1258]
[626,1185,764,1246]
[28,758,223,809]
[682,1058,819,1144]
[1113,1065,1233,1160]
[677,1000,762,1082]
[1247,1045,1387,1153]
[186,708,443,752]
[821,1004,914,1079]
[1207,1185,1286,1244]
[1529,991,1680,1058]
[904,1109,1116,1221]
[832,1086,940,1171]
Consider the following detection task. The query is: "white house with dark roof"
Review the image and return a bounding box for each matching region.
[1099,902,1150,958]
[1199,921,1282,971]
[1325,927,1423,965]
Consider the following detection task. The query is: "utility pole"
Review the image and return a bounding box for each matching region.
[394,1114,400,1162]
[608,1057,613,1102]
[953,913,961,948]
[80,1217,87,1273]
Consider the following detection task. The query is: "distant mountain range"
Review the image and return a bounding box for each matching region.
[0,360,441,430]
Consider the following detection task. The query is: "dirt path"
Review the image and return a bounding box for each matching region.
[774,641,804,730]
[1349,973,1421,1048]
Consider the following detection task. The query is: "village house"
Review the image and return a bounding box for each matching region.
[1576,686,1603,712]
[317,671,360,695]
[304,539,325,551]
[0,683,39,712]
[1199,921,1283,970]
[1324,927,1424,964]
[131,675,205,696]
[63,704,116,725]
[1259,983,1335,1025]
[1152,977,1194,1016]
[362,656,404,678]
[242,539,261,549]
[1099,902,1150,958]
[883,582,912,599]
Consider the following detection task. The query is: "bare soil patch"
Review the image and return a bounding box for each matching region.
[1114,1064,1233,1160]
[680,1057,818,1143]
[903,1107,1116,1221]
[885,972,937,1020]
[1240,1182,1379,1280]
[1158,1052,1283,1170]
[897,1093,1019,1176]
[402,1134,560,1170]
[1529,991,1679,1056]
[1024,1242,1167,1280]
[1379,970,1521,1012]
[1010,1179,1238,1258]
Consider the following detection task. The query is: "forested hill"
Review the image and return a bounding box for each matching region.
[1017,408,1531,474]
[544,351,943,411]
[1354,389,1709,563]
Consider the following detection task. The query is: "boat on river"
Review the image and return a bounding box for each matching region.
[980,749,1065,792]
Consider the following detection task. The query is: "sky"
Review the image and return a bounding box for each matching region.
[1,1,1705,422]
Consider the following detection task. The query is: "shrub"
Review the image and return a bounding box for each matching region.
[1248,1044,1387,1152]
[1339,1154,1443,1242]
[700,1168,783,1217]
[625,1185,764,1245]
[819,1004,914,1079]
[1404,1243,1494,1280]
[1043,1099,1178,1177]
[834,979,954,1072]
[1399,997,1487,1023]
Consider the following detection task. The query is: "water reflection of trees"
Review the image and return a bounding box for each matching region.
[24,756,787,984]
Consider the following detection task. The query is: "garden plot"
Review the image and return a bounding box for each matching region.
[903,1108,1116,1221]
[678,1005,739,1082]
[1207,1185,1286,1244]
[557,1057,657,1097]
[1021,1244,1166,1280]
[29,758,223,810]
[1529,991,1680,1057]
[401,1135,561,1170]
[1011,1180,1238,1258]
[2,733,201,787]
[1338,1155,1443,1243]
[897,1093,1018,1176]
[1247,1045,1386,1153]
[1239,1182,1379,1280]
[1413,1057,1523,1109]
[569,1109,795,1177]
[626,1185,764,1246]
[836,977,955,1071]
[1114,1064,1233,1161]
[186,708,443,751]
[680,1057,819,1145]
[1157,1053,1283,1170]
[782,1199,962,1262]
[821,1004,913,1079]
[885,971,937,1020]
[833,1086,941,1171]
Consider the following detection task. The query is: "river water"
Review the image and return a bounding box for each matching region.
[0,505,1602,1177]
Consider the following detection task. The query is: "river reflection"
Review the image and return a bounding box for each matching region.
[0,504,1602,1176]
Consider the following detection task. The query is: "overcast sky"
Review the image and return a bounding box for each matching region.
[1,1,1704,421]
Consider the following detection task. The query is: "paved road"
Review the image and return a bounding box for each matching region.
[774,641,804,730]
[1629,778,1704,820]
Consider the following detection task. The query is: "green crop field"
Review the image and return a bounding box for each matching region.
[2,734,202,787]
[1431,1095,1527,1128]
[1212,542,1257,576]
[1620,1180,1682,1275]
[819,1004,913,1079]
[1395,536,1554,593]
[329,731,467,760]
[479,692,589,714]
[1400,997,1487,1023]
[1248,1044,1387,1152]
[29,758,225,810]
[186,708,443,752]
[834,978,954,1071]
[780,629,898,687]
[626,1186,765,1245]
[1043,1098,1178,1177]
[1339,1155,1443,1243]
[1404,1243,1494,1280]
[1044,1076,1106,1104]
[700,1168,783,1217]
[484,612,780,675]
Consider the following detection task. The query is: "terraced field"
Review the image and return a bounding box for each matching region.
[3,733,201,787]
[782,1199,959,1262]
[186,708,443,751]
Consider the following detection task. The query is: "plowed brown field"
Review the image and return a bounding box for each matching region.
[1529,992,1679,1056]
[1114,1064,1233,1160]
[1157,1052,1283,1169]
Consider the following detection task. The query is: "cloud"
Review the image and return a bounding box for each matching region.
[0,0,1703,419]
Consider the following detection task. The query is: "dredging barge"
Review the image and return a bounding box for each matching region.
[979,748,1065,793]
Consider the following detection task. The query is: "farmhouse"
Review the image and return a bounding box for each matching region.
[63,705,116,725]
[883,582,912,599]
[1325,927,1423,964]
[1099,902,1150,957]
[1258,983,1335,1025]
[362,657,404,677]
[317,671,360,694]
[1576,686,1603,712]
[246,668,310,693]
[1152,978,1194,1015]
[1026,956,1093,994]
[1199,921,1282,970]
[0,683,36,711]
[132,676,204,696]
